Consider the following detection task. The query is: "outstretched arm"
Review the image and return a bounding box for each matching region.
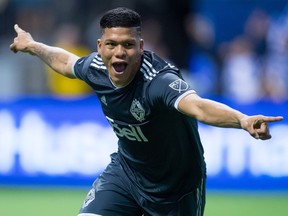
[10,24,79,78]
[178,93,283,140]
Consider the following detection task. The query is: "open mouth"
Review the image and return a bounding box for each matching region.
[112,62,128,73]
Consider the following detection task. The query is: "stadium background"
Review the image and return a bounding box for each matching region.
[1,0,288,215]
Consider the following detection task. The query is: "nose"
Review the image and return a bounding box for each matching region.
[115,45,126,57]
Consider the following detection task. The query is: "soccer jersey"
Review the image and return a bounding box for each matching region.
[73,50,206,203]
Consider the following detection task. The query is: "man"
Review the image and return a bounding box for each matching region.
[10,7,283,216]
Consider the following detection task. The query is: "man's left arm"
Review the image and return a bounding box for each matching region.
[178,93,283,140]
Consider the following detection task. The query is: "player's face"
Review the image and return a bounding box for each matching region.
[97,27,144,87]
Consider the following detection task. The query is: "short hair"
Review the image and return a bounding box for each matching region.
[100,7,141,34]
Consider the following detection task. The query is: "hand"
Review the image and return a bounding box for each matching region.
[10,24,35,54]
[240,115,283,140]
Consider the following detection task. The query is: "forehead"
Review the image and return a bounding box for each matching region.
[101,27,140,40]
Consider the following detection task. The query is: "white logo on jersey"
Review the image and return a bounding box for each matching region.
[130,99,145,122]
[100,95,107,106]
[82,188,95,208]
[169,79,189,93]
[106,117,148,142]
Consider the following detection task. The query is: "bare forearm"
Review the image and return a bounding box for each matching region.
[28,42,79,78]
[179,94,247,128]
[194,99,246,128]
[179,93,283,140]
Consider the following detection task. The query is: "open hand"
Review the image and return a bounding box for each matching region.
[241,115,283,140]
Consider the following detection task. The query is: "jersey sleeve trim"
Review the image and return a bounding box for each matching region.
[174,90,196,110]
[71,59,79,79]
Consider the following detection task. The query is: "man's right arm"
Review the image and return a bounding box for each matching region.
[10,24,79,78]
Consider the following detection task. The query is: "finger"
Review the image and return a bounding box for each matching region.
[257,123,271,140]
[261,116,284,123]
[252,129,271,140]
[249,128,259,139]
[253,133,259,139]
[260,121,268,131]
[14,24,25,34]
[9,42,18,53]
[258,130,271,139]
[259,133,271,140]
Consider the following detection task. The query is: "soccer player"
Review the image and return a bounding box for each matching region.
[10,7,283,216]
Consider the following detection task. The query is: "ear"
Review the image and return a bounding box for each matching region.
[140,39,144,54]
[97,39,102,55]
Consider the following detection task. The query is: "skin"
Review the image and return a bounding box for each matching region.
[97,27,144,87]
[10,24,284,140]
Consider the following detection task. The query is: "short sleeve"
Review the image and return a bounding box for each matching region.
[148,72,196,110]
[72,52,97,82]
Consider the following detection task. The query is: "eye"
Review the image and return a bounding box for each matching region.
[124,42,134,48]
[106,42,116,48]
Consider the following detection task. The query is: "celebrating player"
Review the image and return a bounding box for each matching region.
[10,7,283,216]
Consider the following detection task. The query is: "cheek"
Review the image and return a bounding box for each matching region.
[100,49,112,62]
[134,52,142,63]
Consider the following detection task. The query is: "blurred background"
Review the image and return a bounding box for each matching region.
[0,0,288,215]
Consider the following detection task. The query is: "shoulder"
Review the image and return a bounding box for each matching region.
[73,52,107,80]
[90,53,107,70]
[140,51,180,82]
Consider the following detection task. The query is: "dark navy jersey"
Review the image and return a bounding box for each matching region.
[73,50,206,202]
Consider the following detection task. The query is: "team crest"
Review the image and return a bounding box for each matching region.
[130,99,145,122]
[82,188,95,208]
[169,79,189,93]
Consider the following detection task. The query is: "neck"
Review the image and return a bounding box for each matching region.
[109,76,133,88]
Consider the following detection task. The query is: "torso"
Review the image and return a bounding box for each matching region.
[73,51,206,202]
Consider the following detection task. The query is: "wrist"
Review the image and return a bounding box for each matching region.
[28,41,42,55]
[239,114,249,130]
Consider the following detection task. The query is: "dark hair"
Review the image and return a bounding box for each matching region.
[100,7,141,32]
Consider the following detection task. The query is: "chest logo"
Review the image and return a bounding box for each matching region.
[169,79,189,93]
[130,99,145,122]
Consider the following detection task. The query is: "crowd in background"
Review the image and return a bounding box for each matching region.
[1,0,288,104]
[186,1,288,104]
